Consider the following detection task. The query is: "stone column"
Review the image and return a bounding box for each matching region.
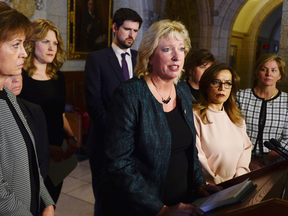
[278,0,288,92]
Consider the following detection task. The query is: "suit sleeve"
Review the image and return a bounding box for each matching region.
[105,86,164,215]
[0,129,33,215]
[39,175,55,209]
[279,104,288,151]
[34,106,50,179]
[84,53,107,127]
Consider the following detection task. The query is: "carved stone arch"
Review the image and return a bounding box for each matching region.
[210,0,248,63]
[196,0,213,50]
[238,0,283,88]
[164,0,200,50]
[270,18,281,43]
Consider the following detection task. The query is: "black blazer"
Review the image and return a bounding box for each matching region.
[84,46,137,158]
[17,98,50,179]
[101,78,206,215]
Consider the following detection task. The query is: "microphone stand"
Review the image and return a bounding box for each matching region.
[264,141,288,160]
[281,168,288,200]
[264,140,288,199]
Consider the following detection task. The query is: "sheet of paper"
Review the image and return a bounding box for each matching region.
[192,178,250,211]
[47,140,79,186]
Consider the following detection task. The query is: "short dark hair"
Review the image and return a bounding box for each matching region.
[183,49,216,79]
[112,8,143,29]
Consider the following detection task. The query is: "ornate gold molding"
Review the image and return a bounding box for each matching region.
[67,0,113,60]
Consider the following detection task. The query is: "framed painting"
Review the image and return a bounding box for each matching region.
[67,0,113,60]
[229,45,237,70]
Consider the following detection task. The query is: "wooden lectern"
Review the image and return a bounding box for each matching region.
[206,160,288,215]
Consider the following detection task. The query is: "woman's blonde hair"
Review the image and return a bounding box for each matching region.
[135,19,191,82]
[193,63,243,125]
[24,19,66,79]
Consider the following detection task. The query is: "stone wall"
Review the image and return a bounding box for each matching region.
[279,0,288,92]
[3,0,288,84]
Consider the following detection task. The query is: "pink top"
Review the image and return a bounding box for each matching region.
[193,107,252,185]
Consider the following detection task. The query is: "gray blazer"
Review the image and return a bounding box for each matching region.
[0,87,54,215]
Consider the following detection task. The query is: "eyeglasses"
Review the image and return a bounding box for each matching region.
[211,79,233,89]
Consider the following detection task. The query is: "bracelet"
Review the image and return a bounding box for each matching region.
[67,136,77,142]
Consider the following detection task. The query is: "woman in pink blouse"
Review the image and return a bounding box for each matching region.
[193,63,252,185]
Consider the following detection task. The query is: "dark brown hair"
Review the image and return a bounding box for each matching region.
[113,8,143,29]
[194,63,243,125]
[0,2,31,45]
[182,49,215,79]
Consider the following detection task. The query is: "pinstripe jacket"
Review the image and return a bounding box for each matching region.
[0,87,54,216]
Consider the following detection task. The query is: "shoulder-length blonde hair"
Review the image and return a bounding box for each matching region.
[24,19,66,79]
[193,63,243,125]
[135,19,191,82]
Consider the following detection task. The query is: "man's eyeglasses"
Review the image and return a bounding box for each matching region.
[211,79,233,89]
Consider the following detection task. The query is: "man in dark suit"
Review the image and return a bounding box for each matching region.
[4,75,50,180]
[84,7,142,215]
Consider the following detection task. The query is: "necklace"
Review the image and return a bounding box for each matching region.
[254,88,277,100]
[151,79,172,104]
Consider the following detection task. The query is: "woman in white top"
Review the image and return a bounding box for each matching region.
[193,63,252,185]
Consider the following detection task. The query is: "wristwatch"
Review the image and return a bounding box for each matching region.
[67,136,77,143]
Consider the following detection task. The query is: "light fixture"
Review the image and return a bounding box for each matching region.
[35,0,43,10]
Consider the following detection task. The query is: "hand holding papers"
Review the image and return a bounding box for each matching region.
[48,140,79,186]
[192,178,257,212]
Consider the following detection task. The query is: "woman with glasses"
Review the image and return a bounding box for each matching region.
[236,54,288,171]
[193,63,252,184]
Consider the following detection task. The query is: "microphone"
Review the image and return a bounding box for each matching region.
[264,141,288,160]
[270,139,288,157]
[270,138,282,148]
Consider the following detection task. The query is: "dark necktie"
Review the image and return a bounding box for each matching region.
[121,53,130,81]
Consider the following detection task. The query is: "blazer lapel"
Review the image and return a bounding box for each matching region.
[131,51,137,69]
[131,50,138,77]
[107,46,126,83]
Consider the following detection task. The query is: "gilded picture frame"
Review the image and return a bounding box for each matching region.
[67,0,113,60]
